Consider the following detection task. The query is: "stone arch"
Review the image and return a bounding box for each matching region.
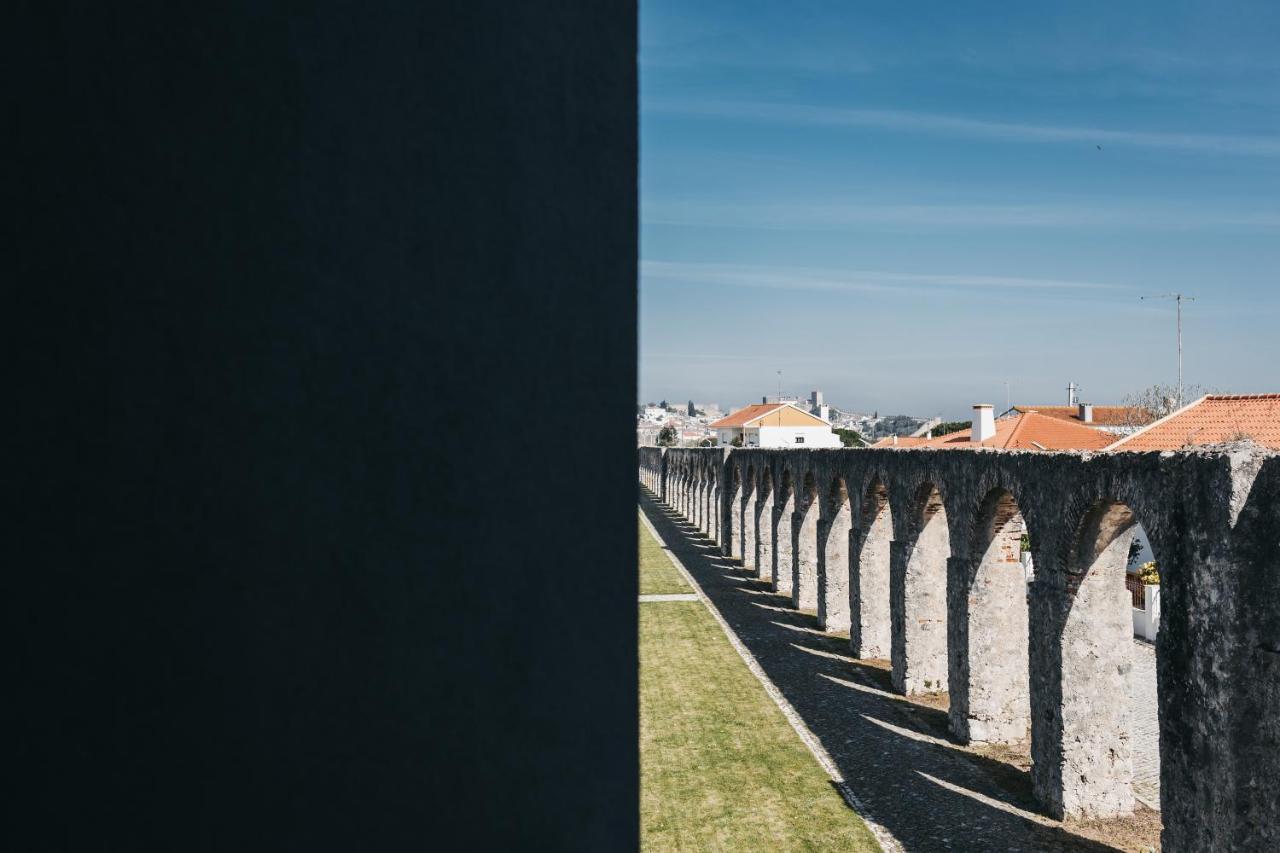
[852,476,893,659]
[818,475,853,632]
[773,469,796,595]
[892,481,950,695]
[950,487,1031,744]
[792,470,820,612]
[1054,498,1157,819]
[754,466,775,582]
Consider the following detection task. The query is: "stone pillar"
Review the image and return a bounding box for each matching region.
[949,519,1030,745]
[892,525,950,695]
[817,509,852,632]
[772,497,794,596]
[755,492,774,582]
[1029,499,1154,823]
[1174,452,1280,851]
[793,505,819,612]
[707,483,718,542]
[851,500,893,659]
[729,487,743,561]
[741,491,756,571]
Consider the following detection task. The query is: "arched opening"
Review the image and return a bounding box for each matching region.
[952,488,1030,744]
[741,465,756,570]
[818,477,853,632]
[773,471,795,595]
[754,469,774,582]
[792,472,820,612]
[851,478,892,659]
[1058,500,1163,819]
[893,483,950,695]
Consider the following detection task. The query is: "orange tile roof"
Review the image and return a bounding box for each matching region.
[920,411,1117,451]
[1106,395,1280,451]
[709,403,788,428]
[1011,405,1152,428]
[870,435,932,448]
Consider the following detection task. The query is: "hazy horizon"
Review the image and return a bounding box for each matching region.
[639,1,1280,421]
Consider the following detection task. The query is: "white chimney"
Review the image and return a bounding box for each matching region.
[1078,402,1094,423]
[972,404,996,443]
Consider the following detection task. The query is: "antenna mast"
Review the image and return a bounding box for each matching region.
[1141,293,1196,407]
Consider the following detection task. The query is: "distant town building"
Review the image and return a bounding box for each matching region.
[710,401,842,448]
[1106,394,1280,451]
[999,403,1151,436]
[869,435,933,448]
[874,404,1117,451]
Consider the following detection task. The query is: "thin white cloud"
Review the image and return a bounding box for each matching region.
[645,99,1280,158]
[643,200,1280,232]
[641,260,1124,293]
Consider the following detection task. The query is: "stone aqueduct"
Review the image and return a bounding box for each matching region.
[638,444,1279,851]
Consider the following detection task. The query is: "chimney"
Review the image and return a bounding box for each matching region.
[972,404,996,443]
[1078,402,1094,423]
[1066,382,1078,406]
[891,435,898,446]
[762,396,767,404]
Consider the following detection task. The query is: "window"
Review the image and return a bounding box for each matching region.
[795,436,805,444]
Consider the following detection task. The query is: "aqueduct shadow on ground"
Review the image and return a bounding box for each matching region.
[642,490,1121,853]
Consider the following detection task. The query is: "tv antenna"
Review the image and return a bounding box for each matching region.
[777,369,782,403]
[1141,293,1196,408]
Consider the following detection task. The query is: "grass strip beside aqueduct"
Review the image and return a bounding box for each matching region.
[639,514,880,851]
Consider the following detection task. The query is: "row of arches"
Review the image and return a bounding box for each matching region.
[642,449,1164,823]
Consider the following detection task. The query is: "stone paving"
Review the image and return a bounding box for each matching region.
[641,491,1158,852]
[1129,638,1160,808]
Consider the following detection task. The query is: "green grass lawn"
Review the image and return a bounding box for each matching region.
[639,514,881,852]
[639,515,694,595]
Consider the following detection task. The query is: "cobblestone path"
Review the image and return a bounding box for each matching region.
[1129,639,1160,808]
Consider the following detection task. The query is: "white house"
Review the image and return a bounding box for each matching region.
[709,401,842,448]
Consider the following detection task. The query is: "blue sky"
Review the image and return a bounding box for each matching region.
[639,1,1280,419]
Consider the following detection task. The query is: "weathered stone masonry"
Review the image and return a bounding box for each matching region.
[638,444,1280,852]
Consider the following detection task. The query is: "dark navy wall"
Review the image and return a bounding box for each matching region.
[12,3,636,848]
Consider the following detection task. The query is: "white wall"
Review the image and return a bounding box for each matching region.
[717,428,741,446]
[1132,585,1161,641]
[757,425,842,448]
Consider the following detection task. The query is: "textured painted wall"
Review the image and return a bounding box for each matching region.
[13,3,637,848]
